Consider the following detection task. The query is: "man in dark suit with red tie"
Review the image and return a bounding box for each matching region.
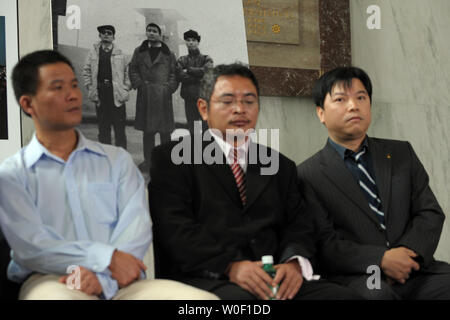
[148,63,361,300]
[297,66,450,299]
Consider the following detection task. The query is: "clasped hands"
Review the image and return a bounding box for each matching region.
[59,250,146,296]
[226,259,303,300]
[381,246,420,285]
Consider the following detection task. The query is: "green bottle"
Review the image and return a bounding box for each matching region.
[262,255,278,300]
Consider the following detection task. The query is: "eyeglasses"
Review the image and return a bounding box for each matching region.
[211,97,258,109]
[100,30,114,36]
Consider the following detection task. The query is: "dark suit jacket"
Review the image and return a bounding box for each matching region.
[297,137,450,284]
[149,138,315,289]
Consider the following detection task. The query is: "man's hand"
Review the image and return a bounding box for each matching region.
[59,266,102,296]
[226,260,275,300]
[381,247,420,284]
[273,260,303,300]
[108,250,147,288]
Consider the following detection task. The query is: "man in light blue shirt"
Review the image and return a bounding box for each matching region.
[0,50,217,300]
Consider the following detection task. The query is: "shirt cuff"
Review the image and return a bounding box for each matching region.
[287,255,321,281]
[96,270,119,300]
[87,243,116,273]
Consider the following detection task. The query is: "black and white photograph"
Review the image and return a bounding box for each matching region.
[0,0,21,162]
[52,0,249,178]
[0,16,7,140]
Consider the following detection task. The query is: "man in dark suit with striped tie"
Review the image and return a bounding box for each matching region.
[148,63,361,300]
[297,66,450,299]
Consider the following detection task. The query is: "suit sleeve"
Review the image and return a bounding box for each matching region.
[297,168,386,275]
[396,142,445,266]
[278,161,316,263]
[148,145,247,277]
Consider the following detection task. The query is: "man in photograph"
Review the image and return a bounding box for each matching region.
[129,22,179,172]
[297,66,450,299]
[0,50,218,300]
[0,66,7,139]
[82,25,130,149]
[177,29,213,136]
[148,63,361,300]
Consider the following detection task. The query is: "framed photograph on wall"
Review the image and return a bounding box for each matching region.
[52,0,249,178]
[0,0,22,162]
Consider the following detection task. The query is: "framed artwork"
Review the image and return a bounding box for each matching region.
[52,0,249,177]
[0,0,22,162]
[243,0,351,96]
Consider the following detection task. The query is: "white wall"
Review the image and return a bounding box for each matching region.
[350,0,450,262]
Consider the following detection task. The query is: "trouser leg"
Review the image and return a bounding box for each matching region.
[396,272,450,300]
[184,98,205,136]
[143,131,155,164]
[97,84,114,145]
[294,279,364,300]
[112,103,127,149]
[113,279,219,300]
[346,275,400,300]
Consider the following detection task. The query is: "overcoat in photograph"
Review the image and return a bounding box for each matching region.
[129,40,178,135]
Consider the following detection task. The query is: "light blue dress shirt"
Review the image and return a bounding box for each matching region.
[0,131,152,299]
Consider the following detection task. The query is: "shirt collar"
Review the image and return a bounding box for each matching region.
[23,129,107,168]
[209,129,251,164]
[328,136,369,160]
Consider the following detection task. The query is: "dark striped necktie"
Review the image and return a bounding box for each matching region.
[230,148,247,206]
[351,148,386,230]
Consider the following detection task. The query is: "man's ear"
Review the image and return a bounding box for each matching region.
[197,98,208,121]
[19,95,34,117]
[316,106,325,124]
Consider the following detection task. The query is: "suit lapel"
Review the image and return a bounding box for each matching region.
[245,144,273,210]
[203,140,242,206]
[319,141,380,226]
[368,138,392,222]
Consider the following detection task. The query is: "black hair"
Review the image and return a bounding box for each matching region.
[12,50,74,116]
[313,66,372,108]
[199,63,259,104]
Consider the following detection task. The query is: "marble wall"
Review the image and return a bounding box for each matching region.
[258,0,450,262]
[17,0,450,262]
[350,0,450,262]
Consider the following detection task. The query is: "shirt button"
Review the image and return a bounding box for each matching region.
[93,264,99,271]
[386,241,390,247]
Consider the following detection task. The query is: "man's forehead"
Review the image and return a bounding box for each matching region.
[213,75,258,95]
[37,63,75,83]
[330,78,367,95]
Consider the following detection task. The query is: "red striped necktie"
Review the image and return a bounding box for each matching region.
[230,148,247,206]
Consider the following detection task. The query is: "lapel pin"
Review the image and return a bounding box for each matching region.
[387,154,391,159]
